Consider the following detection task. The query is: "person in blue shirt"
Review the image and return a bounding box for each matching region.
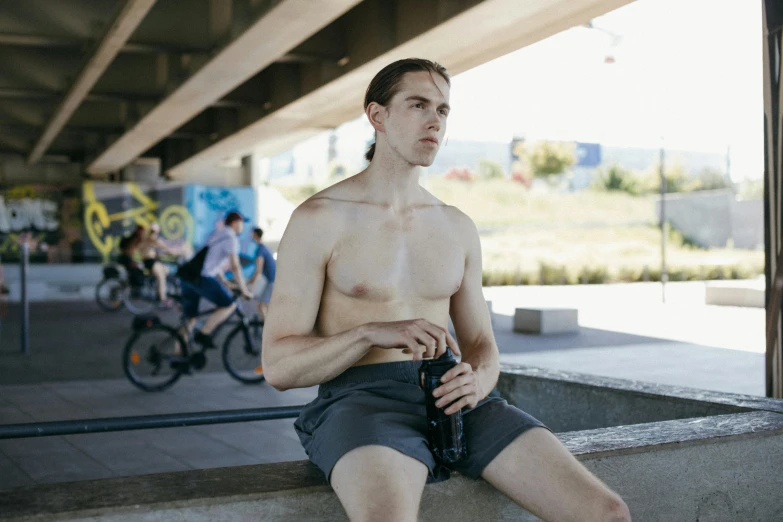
[247,227,276,321]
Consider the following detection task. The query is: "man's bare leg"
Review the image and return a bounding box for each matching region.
[201,302,237,335]
[331,445,428,522]
[481,428,631,522]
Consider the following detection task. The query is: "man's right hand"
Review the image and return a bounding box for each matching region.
[363,319,460,361]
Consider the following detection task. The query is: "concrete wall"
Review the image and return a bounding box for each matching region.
[496,365,782,432]
[654,189,763,249]
[2,263,102,302]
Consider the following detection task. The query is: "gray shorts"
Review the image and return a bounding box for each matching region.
[294,361,548,483]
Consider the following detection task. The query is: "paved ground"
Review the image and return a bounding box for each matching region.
[0,281,768,491]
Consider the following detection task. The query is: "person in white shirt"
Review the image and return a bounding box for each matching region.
[180,211,253,348]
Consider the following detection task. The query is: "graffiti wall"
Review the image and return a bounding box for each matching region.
[82,182,256,264]
[82,181,194,263]
[0,184,83,262]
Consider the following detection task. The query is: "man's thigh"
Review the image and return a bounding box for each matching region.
[331,445,428,522]
[197,276,233,307]
[481,428,625,522]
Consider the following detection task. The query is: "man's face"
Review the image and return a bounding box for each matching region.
[231,220,244,234]
[380,71,450,167]
[252,233,261,243]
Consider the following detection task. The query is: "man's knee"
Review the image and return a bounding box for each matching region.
[596,493,631,522]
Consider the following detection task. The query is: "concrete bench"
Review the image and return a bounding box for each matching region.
[513,307,578,334]
[2,411,782,522]
[705,280,765,308]
[4,366,783,521]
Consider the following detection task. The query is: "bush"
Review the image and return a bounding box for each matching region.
[592,164,639,195]
[738,179,764,200]
[481,262,762,286]
[478,159,505,180]
[444,167,475,182]
[638,163,699,194]
[510,171,533,188]
[526,141,576,179]
[695,167,733,191]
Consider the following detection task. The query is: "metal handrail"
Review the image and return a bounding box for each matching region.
[766,247,783,397]
[0,405,304,440]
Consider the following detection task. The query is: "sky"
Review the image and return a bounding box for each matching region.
[317,0,764,181]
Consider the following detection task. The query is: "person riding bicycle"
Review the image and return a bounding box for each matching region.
[138,222,178,308]
[180,211,253,349]
[117,226,145,293]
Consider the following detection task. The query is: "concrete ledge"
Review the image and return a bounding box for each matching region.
[705,280,765,308]
[498,364,783,432]
[513,307,578,334]
[3,264,102,302]
[2,411,782,521]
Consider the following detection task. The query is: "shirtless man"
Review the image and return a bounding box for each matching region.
[262,58,631,522]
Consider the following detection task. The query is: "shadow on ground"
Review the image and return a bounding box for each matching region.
[491,313,676,354]
[0,301,234,385]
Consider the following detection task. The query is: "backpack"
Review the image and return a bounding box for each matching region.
[176,245,209,282]
[175,232,233,282]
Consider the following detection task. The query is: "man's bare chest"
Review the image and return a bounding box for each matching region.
[326,218,465,301]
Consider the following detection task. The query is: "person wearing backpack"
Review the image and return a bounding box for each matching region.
[179,210,253,349]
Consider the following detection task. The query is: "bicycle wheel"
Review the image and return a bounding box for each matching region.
[124,280,156,315]
[222,320,265,384]
[123,324,187,391]
[95,278,125,312]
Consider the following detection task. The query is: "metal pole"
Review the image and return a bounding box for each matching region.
[20,242,29,354]
[659,140,667,303]
[0,405,304,439]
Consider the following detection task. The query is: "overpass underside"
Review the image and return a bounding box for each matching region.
[0,0,632,181]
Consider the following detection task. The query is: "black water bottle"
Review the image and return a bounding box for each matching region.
[419,348,467,464]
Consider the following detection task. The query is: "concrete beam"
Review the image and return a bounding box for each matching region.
[86,0,363,176]
[166,0,633,178]
[26,0,157,165]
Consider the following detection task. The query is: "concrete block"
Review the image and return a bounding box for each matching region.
[513,307,578,334]
[705,281,764,308]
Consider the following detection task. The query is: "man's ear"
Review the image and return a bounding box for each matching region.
[366,102,386,133]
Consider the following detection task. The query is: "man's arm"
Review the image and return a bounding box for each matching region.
[154,238,177,256]
[248,256,264,285]
[228,253,252,299]
[261,201,373,390]
[262,200,458,391]
[434,213,499,414]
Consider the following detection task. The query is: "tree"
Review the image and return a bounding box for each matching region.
[478,159,505,180]
[695,167,733,191]
[526,141,576,179]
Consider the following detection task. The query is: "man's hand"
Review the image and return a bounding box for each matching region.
[433,362,483,415]
[241,289,253,300]
[363,319,460,361]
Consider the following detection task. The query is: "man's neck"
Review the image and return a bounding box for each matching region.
[361,148,425,211]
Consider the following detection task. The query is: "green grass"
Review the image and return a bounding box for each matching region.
[425,178,658,227]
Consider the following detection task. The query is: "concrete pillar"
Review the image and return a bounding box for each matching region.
[241,153,269,187]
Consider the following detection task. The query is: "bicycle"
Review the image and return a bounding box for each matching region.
[96,263,181,315]
[122,294,264,391]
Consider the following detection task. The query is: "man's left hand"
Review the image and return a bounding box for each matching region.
[432,362,482,415]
